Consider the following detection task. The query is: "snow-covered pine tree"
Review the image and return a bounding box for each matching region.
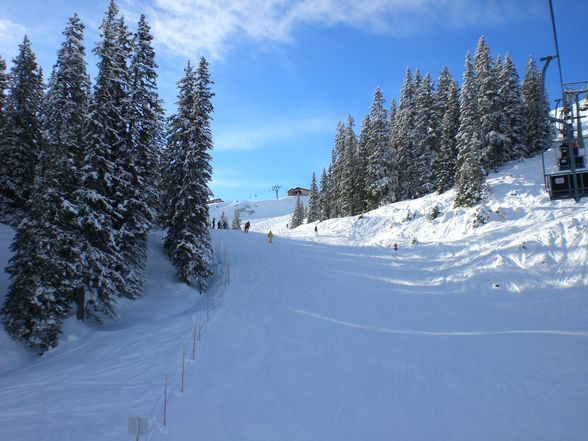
[365,87,397,210]
[455,53,486,208]
[0,56,8,132]
[355,114,371,212]
[2,220,72,351]
[393,69,417,200]
[522,56,551,157]
[290,195,305,229]
[232,209,242,230]
[0,36,44,226]
[341,114,358,216]
[75,0,132,319]
[329,121,346,218]
[435,76,460,193]
[385,97,399,204]
[37,14,90,317]
[306,172,320,223]
[164,58,214,289]
[389,97,397,150]
[2,15,92,349]
[318,167,331,220]
[473,36,506,171]
[218,211,228,228]
[120,13,164,299]
[435,67,454,122]
[498,53,526,161]
[412,73,439,196]
[190,56,214,274]
[43,14,91,198]
[0,54,8,216]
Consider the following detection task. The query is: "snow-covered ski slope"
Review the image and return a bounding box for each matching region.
[1,154,588,441]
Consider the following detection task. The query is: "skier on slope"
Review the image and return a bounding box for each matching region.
[267,230,273,243]
[244,221,250,233]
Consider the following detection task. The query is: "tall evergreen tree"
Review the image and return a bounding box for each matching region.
[0,36,44,225]
[355,114,371,212]
[413,73,439,196]
[341,114,358,216]
[435,77,460,193]
[435,67,454,122]
[0,56,8,133]
[498,53,526,161]
[318,167,331,220]
[121,13,164,298]
[75,0,132,319]
[290,195,305,229]
[329,121,346,218]
[388,97,397,159]
[365,87,397,209]
[164,58,214,289]
[394,69,417,200]
[473,36,506,170]
[306,172,320,223]
[522,56,551,157]
[2,15,91,349]
[455,53,486,208]
[231,209,242,230]
[219,212,228,228]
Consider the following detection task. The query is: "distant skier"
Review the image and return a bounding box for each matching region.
[267,230,273,243]
[314,225,318,236]
[244,221,250,233]
[393,243,398,257]
[217,220,221,229]
[212,217,216,229]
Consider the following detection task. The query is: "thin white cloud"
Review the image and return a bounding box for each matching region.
[143,0,529,60]
[0,19,26,60]
[211,177,272,189]
[214,112,335,151]
[214,168,243,177]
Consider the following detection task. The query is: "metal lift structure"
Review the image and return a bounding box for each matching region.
[541,1,588,201]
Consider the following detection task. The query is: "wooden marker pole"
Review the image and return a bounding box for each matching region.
[181,346,186,393]
[163,376,168,426]
[192,321,197,360]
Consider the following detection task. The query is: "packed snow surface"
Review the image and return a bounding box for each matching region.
[1,154,588,441]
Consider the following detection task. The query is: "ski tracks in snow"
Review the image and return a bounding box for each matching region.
[290,308,588,337]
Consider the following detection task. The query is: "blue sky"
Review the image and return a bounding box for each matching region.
[0,0,587,202]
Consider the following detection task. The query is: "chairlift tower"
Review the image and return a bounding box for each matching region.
[541,1,588,201]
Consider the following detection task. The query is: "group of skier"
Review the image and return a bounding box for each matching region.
[211,217,229,229]
[210,217,250,232]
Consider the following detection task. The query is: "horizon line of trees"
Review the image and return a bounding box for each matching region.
[0,0,214,351]
[305,36,551,224]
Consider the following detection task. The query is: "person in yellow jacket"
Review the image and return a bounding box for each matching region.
[267,230,273,243]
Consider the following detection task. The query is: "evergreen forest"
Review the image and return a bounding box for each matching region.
[0,0,215,350]
[305,37,551,224]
